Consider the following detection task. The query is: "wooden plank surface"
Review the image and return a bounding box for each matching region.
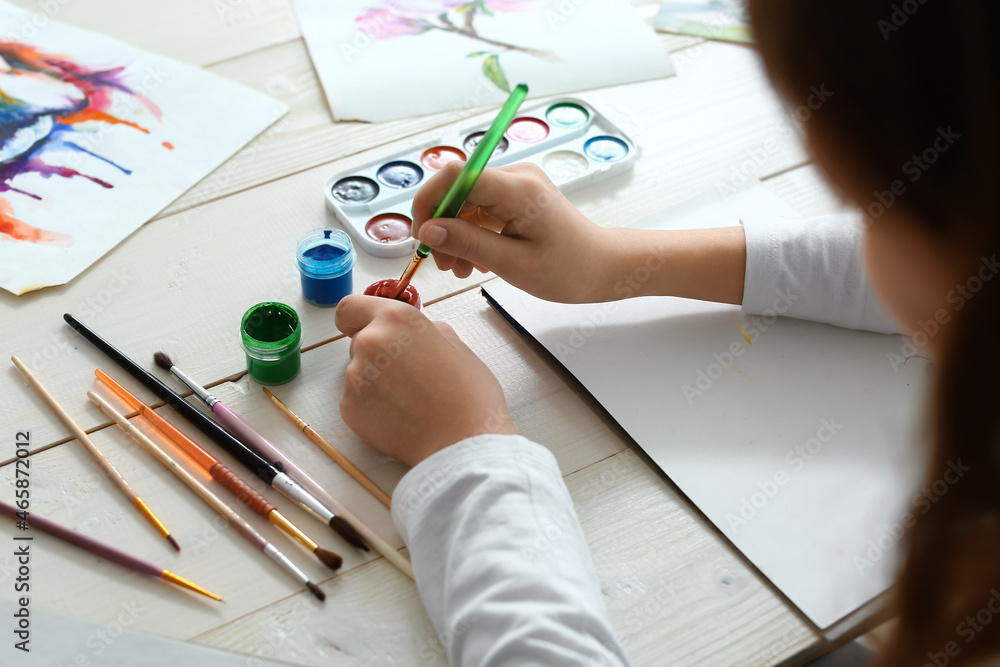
[6,0,301,66]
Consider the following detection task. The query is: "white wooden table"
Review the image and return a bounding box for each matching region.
[0,2,853,664]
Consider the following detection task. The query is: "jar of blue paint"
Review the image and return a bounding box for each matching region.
[296,227,357,307]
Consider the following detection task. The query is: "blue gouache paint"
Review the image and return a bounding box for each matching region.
[583,135,629,163]
[296,227,357,307]
[64,141,133,174]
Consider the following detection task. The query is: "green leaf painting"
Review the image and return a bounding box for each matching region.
[481,54,510,92]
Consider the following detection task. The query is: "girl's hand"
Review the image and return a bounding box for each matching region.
[412,162,617,303]
[334,295,517,467]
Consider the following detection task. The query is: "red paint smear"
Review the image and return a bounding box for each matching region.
[365,213,411,243]
[0,198,73,247]
[364,279,421,309]
[162,141,174,150]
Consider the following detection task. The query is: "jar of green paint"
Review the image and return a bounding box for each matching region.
[240,302,302,385]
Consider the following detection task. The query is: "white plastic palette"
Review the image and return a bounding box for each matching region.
[323,97,638,258]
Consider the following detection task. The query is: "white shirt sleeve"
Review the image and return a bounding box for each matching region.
[741,213,899,334]
[392,434,631,667]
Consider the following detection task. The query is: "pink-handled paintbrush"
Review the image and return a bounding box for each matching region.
[152,352,366,551]
[152,352,414,580]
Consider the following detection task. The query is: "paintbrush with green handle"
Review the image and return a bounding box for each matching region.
[389,83,529,299]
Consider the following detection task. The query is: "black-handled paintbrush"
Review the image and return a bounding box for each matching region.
[63,314,366,551]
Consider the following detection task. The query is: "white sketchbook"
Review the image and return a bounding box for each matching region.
[482,182,926,629]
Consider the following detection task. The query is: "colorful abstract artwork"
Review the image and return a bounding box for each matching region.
[0,41,158,249]
[293,0,673,122]
[0,2,287,295]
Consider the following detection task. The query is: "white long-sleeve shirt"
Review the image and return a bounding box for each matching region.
[390,213,893,666]
[742,214,897,334]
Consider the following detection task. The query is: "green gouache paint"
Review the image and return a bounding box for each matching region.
[545,102,589,129]
[240,302,302,385]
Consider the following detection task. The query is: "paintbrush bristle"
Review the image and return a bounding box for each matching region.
[314,547,343,571]
[153,351,174,371]
[329,516,369,551]
[306,581,326,602]
[167,534,181,552]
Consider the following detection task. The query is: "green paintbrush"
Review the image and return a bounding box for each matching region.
[389,83,529,299]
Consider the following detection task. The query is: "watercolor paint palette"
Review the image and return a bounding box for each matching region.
[323,98,638,258]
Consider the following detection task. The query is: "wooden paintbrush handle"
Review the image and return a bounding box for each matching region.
[210,463,275,516]
[304,426,392,508]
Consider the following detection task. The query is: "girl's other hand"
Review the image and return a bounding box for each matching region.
[334,294,517,467]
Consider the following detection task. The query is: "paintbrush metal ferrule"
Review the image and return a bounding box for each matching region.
[270,473,364,549]
[272,472,335,523]
[160,570,222,601]
[263,543,309,584]
[263,388,308,430]
[266,515,342,570]
[388,250,428,299]
[171,365,217,407]
[269,510,317,552]
[263,544,326,602]
[131,497,179,551]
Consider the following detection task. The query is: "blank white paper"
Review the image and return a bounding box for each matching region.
[483,182,927,629]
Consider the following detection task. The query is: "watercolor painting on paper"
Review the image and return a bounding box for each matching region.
[0,1,287,296]
[293,0,674,122]
[655,0,752,43]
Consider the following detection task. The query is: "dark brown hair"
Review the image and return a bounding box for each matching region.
[748,1,1000,664]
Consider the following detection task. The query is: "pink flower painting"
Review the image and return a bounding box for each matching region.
[355,0,554,93]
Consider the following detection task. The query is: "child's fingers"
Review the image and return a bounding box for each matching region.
[432,250,458,272]
[335,294,409,338]
[412,161,467,228]
[450,258,475,279]
[417,215,520,275]
[412,163,545,230]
